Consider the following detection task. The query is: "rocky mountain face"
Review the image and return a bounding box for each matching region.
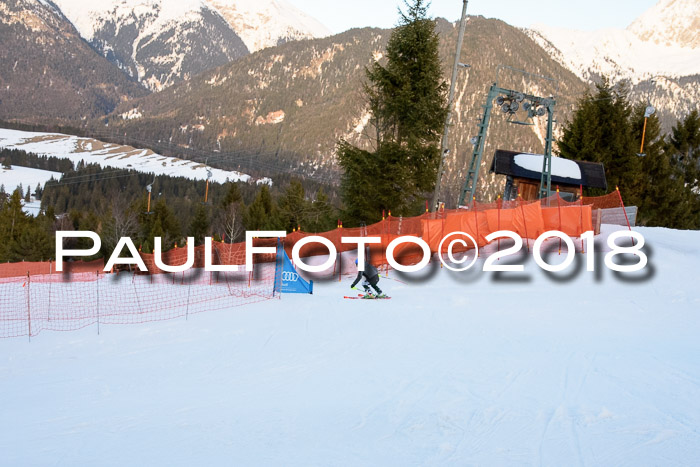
[99,17,590,205]
[51,0,250,91]
[50,0,330,91]
[0,0,147,122]
[528,0,700,131]
[207,0,330,52]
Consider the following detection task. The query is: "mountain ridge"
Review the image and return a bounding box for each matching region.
[50,0,331,91]
[0,0,148,122]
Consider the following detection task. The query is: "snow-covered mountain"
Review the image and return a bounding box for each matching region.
[526,0,699,130]
[628,0,699,49]
[49,0,330,92]
[208,0,331,52]
[51,0,249,91]
[527,0,700,83]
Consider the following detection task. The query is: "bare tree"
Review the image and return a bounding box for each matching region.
[222,202,244,245]
[103,196,138,253]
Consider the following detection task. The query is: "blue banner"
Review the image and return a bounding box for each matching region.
[274,239,313,295]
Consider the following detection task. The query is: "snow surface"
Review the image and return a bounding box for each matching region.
[0,164,61,194]
[529,0,700,82]
[209,0,331,52]
[52,0,330,54]
[514,153,582,180]
[21,199,42,216]
[1,225,699,465]
[0,128,252,184]
[628,0,700,49]
[51,0,209,42]
[530,24,700,82]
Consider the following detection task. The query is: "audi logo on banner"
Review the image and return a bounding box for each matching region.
[282,271,299,282]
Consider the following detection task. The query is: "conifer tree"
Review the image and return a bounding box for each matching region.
[244,185,282,230]
[558,78,643,204]
[631,104,687,227]
[278,179,308,231]
[139,199,181,252]
[221,182,243,207]
[189,204,210,245]
[338,0,447,225]
[669,110,700,228]
[670,110,700,193]
[305,188,337,233]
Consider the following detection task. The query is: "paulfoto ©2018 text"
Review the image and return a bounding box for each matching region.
[55,230,648,275]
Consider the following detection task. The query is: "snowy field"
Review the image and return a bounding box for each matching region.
[1,225,699,466]
[0,164,62,215]
[0,128,258,184]
[0,164,61,194]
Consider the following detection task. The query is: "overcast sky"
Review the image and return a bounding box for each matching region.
[286,0,659,33]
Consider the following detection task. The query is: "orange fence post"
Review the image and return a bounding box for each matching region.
[556,187,563,254]
[497,195,502,257]
[616,186,635,246]
[96,270,101,335]
[26,272,31,342]
[518,190,530,252]
[579,184,585,253]
[474,197,480,257]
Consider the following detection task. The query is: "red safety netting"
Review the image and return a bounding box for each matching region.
[1,192,629,338]
[0,263,279,339]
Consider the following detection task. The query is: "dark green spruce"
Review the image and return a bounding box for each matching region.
[338,0,447,225]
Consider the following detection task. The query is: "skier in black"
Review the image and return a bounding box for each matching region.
[350,257,385,298]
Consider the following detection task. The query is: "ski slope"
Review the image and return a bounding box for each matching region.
[1,225,699,465]
[0,128,260,184]
[0,164,61,194]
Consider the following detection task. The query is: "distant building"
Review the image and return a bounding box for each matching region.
[490,150,607,201]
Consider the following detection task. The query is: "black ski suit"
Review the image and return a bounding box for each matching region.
[350,260,383,295]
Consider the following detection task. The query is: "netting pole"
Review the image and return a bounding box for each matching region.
[557,187,563,254]
[473,197,480,257]
[132,271,144,315]
[26,272,31,342]
[337,251,341,282]
[497,196,502,258]
[186,283,191,321]
[616,186,635,247]
[579,185,585,253]
[47,260,52,322]
[518,191,530,252]
[96,270,100,335]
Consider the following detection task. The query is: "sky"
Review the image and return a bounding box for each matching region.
[286,0,660,34]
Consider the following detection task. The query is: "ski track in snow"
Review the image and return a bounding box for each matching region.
[1,225,700,465]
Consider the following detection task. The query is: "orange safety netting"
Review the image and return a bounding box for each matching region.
[1,192,628,338]
[0,265,278,339]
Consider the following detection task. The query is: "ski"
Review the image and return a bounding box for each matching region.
[343,294,391,300]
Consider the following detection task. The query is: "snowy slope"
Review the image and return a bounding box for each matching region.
[0,128,257,184]
[0,165,61,194]
[1,225,699,465]
[50,0,330,90]
[528,0,700,83]
[528,25,700,83]
[52,0,250,91]
[208,0,331,52]
[628,0,700,49]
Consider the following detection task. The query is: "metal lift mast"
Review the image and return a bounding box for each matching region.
[458,67,558,206]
